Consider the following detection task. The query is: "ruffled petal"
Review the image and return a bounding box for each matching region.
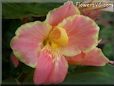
[66,48,109,66]
[59,15,99,56]
[10,21,51,68]
[46,1,80,26]
[34,47,68,85]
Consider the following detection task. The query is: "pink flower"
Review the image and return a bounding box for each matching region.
[10,1,111,85]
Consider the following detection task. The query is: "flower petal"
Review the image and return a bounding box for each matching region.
[10,21,51,68]
[10,54,19,67]
[34,47,68,85]
[33,48,53,84]
[48,55,68,84]
[59,15,99,56]
[46,1,80,26]
[66,48,109,66]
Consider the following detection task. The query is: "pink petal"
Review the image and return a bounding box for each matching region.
[66,48,109,66]
[10,54,19,67]
[33,48,53,84]
[58,15,99,56]
[46,1,80,26]
[10,22,51,68]
[34,47,68,85]
[47,56,68,84]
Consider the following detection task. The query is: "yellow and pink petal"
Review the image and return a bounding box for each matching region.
[58,15,99,56]
[10,21,51,68]
[46,1,80,26]
[34,47,68,85]
[66,48,109,66]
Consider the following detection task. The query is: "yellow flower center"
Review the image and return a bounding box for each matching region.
[44,26,68,49]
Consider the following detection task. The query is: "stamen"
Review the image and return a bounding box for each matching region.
[49,26,68,47]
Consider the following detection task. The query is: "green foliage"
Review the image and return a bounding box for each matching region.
[2,3,62,19]
[103,43,113,60]
[100,26,113,60]
[2,0,84,19]
[63,64,114,85]
[2,64,114,85]
[100,26,113,40]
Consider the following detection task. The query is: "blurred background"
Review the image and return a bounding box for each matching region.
[2,1,114,85]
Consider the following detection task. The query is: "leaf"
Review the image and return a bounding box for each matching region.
[103,43,113,60]
[2,64,114,85]
[100,27,113,40]
[2,0,83,19]
[61,64,114,85]
[12,64,114,85]
[2,3,62,19]
[2,77,20,85]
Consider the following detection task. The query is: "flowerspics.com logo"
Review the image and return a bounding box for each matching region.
[75,1,114,12]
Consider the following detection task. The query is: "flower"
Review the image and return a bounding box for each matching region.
[10,1,111,85]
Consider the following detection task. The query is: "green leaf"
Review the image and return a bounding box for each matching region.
[62,64,114,85]
[2,77,20,85]
[2,0,83,19]
[103,43,113,60]
[100,27,113,40]
[2,0,81,3]
[2,64,114,85]
[2,3,62,19]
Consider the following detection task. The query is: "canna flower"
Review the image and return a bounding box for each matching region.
[10,1,111,85]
